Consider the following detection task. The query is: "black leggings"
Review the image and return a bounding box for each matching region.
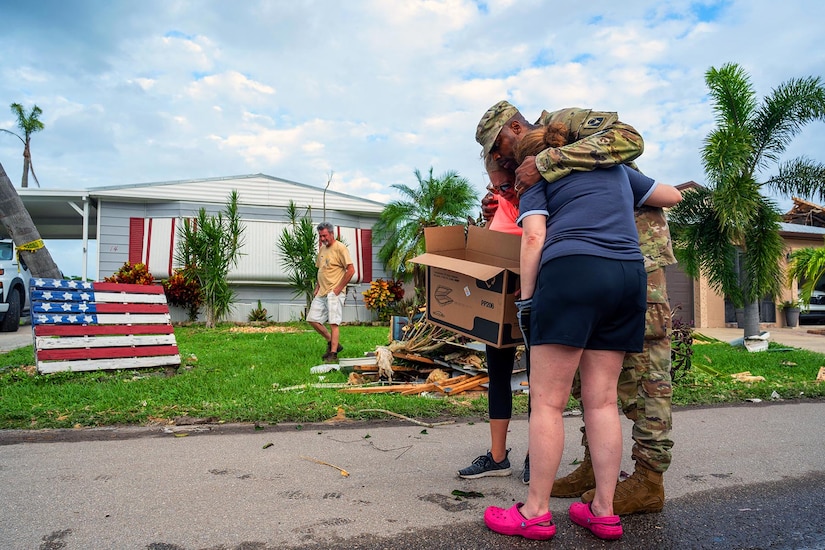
[486,345,530,419]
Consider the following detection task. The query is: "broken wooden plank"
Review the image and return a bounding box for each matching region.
[402,375,471,395]
[348,365,419,372]
[338,384,419,394]
[392,352,436,365]
[439,374,489,394]
[399,383,439,395]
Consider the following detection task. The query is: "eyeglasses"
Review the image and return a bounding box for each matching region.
[497,183,513,193]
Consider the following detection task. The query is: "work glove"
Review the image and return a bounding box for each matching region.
[515,298,532,348]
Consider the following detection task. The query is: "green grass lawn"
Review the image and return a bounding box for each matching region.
[0,323,823,430]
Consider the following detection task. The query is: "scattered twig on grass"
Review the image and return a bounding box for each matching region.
[300,455,350,477]
[275,382,355,391]
[357,408,455,427]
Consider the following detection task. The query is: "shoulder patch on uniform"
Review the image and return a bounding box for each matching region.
[584,117,605,129]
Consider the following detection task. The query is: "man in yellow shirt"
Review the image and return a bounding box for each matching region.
[307,222,355,363]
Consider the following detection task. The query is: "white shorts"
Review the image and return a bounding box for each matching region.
[306,292,346,325]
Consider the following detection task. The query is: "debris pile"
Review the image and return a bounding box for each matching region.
[337,318,526,396]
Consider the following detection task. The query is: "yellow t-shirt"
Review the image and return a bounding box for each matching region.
[316,240,353,295]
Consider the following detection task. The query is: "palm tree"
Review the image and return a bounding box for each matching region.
[174,191,245,328]
[787,243,825,305]
[373,167,479,289]
[0,161,61,278]
[1,103,45,188]
[669,63,825,338]
[277,200,319,318]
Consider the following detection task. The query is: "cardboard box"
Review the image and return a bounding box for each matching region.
[411,225,522,348]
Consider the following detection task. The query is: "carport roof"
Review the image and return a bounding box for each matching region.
[5,188,96,240]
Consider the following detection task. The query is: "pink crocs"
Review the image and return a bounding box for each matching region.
[569,501,623,540]
[484,503,556,540]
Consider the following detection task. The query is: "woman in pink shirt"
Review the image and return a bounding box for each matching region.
[458,164,530,483]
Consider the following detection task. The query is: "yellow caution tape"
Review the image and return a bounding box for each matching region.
[15,239,45,272]
[17,239,44,252]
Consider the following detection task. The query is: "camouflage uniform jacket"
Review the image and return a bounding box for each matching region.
[534,108,675,298]
[534,108,645,185]
[637,206,677,305]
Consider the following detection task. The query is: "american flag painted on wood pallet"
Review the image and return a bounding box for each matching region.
[31,278,181,374]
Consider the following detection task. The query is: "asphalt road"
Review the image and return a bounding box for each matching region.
[3,325,825,548]
[2,401,824,549]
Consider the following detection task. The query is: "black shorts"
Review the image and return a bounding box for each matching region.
[530,255,646,352]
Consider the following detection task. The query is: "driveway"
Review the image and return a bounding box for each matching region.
[0,324,32,354]
[697,325,825,353]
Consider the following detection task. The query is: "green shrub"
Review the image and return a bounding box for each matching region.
[248,300,270,322]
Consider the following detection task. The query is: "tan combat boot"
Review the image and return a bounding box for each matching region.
[550,448,595,498]
[581,465,665,515]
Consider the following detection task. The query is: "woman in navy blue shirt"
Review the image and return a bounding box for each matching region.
[484,123,681,541]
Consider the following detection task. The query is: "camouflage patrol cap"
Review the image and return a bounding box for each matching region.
[476,100,519,157]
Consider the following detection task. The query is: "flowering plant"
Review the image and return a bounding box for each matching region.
[362,279,405,321]
[163,268,203,322]
[104,262,155,285]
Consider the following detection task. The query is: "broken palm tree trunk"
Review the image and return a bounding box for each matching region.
[0,161,61,278]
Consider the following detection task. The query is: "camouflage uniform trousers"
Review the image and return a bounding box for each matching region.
[572,267,674,473]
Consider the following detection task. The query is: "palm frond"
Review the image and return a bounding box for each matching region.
[750,76,825,170]
[702,126,754,185]
[373,167,479,282]
[712,174,761,242]
[705,63,757,129]
[763,157,825,202]
[740,198,784,302]
[788,243,825,303]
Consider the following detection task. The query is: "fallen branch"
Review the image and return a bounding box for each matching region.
[300,455,350,477]
[276,382,353,391]
[339,384,419,393]
[357,408,455,427]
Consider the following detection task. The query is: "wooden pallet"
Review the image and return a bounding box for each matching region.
[31,279,180,374]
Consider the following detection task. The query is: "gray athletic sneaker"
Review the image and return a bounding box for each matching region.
[458,450,512,479]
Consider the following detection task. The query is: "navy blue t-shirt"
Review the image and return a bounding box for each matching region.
[517,165,657,267]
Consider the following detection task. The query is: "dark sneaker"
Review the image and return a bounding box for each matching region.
[324,342,344,356]
[522,455,530,485]
[322,352,338,363]
[458,450,512,479]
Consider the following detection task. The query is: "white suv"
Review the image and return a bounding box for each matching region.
[0,240,32,332]
[801,277,825,324]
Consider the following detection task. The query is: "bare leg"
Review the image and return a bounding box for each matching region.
[308,321,330,343]
[520,343,582,520]
[329,324,340,350]
[579,349,625,517]
[489,419,510,463]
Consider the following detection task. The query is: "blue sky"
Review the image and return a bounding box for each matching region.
[1,0,824,278]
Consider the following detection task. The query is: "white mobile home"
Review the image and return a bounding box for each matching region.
[16,174,391,322]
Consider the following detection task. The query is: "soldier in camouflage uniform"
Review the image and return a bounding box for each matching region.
[476,100,675,515]
[569,206,675,515]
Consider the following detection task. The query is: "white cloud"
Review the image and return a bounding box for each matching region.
[131,78,157,91]
[186,71,275,100]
